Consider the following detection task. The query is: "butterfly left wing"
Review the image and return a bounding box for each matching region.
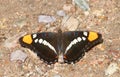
[63,31,103,64]
[19,32,58,64]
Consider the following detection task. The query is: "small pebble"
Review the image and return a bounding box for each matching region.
[45,24,51,28]
[84,11,90,16]
[73,0,90,11]
[10,50,27,62]
[63,4,76,13]
[14,18,27,28]
[38,15,56,23]
[92,9,104,17]
[0,52,4,59]
[105,63,119,76]
[56,10,66,17]
[35,66,43,75]
[53,74,61,77]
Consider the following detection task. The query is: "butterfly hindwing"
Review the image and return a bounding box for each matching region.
[63,31,103,63]
[19,32,58,64]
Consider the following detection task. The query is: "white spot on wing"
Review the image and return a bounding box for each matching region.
[77,37,82,42]
[83,31,88,36]
[82,37,86,41]
[34,39,38,43]
[39,39,43,43]
[42,40,48,45]
[33,34,37,38]
[72,39,77,44]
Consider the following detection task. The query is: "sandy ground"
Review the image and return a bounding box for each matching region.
[0,0,120,77]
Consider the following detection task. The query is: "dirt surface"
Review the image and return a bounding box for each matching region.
[0,0,120,77]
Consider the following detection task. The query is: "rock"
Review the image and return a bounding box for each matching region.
[73,0,90,11]
[63,4,76,13]
[53,74,61,77]
[61,16,80,31]
[38,15,56,23]
[105,63,119,76]
[10,50,27,62]
[56,10,66,17]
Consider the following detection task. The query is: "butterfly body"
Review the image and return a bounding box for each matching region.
[19,30,103,64]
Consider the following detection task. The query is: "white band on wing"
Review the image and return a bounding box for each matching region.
[39,39,57,54]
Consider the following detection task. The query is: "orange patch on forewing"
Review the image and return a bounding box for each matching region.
[22,34,33,44]
[88,32,98,42]
[64,55,67,59]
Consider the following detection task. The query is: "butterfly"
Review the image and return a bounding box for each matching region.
[19,30,103,64]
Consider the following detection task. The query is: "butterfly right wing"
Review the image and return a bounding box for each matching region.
[63,31,103,64]
[19,32,58,64]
